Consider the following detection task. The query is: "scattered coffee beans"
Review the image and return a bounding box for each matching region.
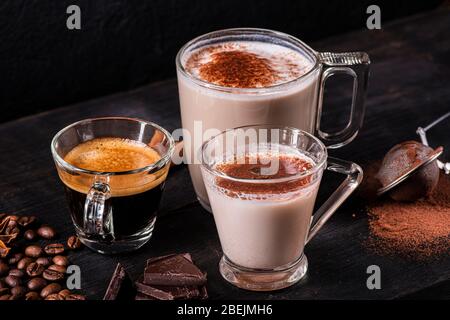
[66,294,86,300]
[48,264,66,274]
[5,275,21,287]
[26,262,45,277]
[11,286,26,298]
[46,293,64,300]
[25,291,40,300]
[17,257,33,270]
[35,257,52,267]
[8,269,25,278]
[25,245,43,258]
[44,243,65,255]
[67,235,82,250]
[27,277,47,291]
[52,255,68,266]
[24,230,36,241]
[40,283,62,298]
[43,269,64,281]
[0,214,87,300]
[58,289,71,298]
[8,253,23,265]
[37,226,56,239]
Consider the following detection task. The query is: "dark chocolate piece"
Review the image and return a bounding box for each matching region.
[103,263,135,300]
[135,281,174,300]
[155,285,200,299]
[144,253,206,286]
[199,285,208,300]
[135,292,156,300]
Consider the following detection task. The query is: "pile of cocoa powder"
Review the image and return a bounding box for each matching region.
[366,172,450,259]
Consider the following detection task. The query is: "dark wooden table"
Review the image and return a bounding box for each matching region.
[1,7,449,300]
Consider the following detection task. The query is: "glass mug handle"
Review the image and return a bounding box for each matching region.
[306,157,363,243]
[83,177,114,239]
[316,52,370,149]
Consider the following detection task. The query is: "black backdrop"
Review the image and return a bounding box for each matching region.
[0,0,444,123]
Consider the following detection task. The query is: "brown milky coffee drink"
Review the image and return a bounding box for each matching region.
[51,118,174,254]
[178,37,318,210]
[204,148,320,269]
[177,29,369,211]
[61,138,168,239]
[201,125,363,291]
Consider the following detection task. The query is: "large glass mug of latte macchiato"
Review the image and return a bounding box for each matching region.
[201,126,363,291]
[176,28,370,211]
[51,117,174,254]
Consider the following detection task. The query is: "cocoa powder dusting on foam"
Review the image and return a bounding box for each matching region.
[214,154,314,197]
[367,173,450,259]
[199,50,278,88]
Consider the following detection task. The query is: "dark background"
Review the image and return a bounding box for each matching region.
[0,0,445,123]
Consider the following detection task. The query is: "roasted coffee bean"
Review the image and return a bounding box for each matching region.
[26,262,45,277]
[40,283,62,298]
[36,257,52,267]
[65,294,86,300]
[67,236,82,250]
[18,216,37,227]
[8,268,25,278]
[27,277,47,291]
[48,264,66,274]
[10,286,26,298]
[0,288,9,295]
[8,253,23,265]
[46,293,64,300]
[25,291,41,300]
[17,257,34,269]
[43,269,64,281]
[58,289,71,299]
[25,245,43,258]
[44,243,65,255]
[0,294,11,300]
[37,226,56,239]
[24,230,37,241]
[4,275,21,287]
[0,261,9,276]
[52,255,68,266]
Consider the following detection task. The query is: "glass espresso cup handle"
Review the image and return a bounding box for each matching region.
[84,178,114,239]
[316,52,370,149]
[306,157,363,243]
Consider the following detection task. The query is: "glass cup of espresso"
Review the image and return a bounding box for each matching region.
[201,125,362,291]
[176,28,370,212]
[51,117,174,254]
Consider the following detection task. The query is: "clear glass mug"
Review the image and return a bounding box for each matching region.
[51,117,174,254]
[176,28,369,211]
[201,125,363,291]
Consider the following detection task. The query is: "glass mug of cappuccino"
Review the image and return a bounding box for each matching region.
[201,125,363,291]
[51,117,174,254]
[176,28,369,211]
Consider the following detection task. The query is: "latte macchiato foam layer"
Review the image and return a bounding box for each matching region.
[184,41,313,88]
[60,137,168,196]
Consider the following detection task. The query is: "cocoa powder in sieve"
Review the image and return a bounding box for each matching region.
[367,172,450,259]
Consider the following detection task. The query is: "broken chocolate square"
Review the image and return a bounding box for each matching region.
[103,263,135,300]
[144,253,207,286]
